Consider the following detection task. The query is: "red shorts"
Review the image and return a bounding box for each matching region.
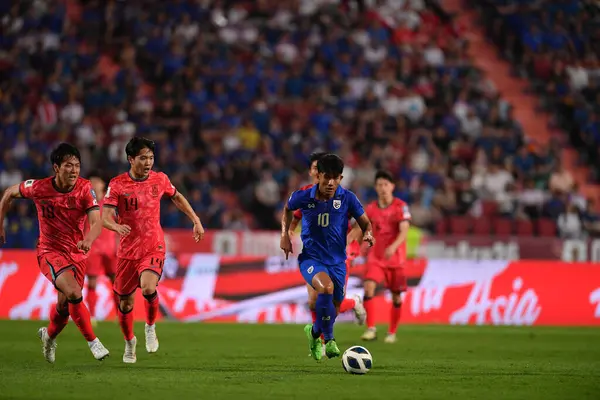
[114,252,165,296]
[364,259,407,293]
[87,253,117,276]
[38,252,87,289]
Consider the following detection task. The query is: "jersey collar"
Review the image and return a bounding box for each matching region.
[128,171,150,182]
[52,177,76,193]
[310,184,344,200]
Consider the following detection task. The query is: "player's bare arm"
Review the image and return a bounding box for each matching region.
[102,206,131,236]
[280,204,294,259]
[384,220,410,259]
[355,213,375,247]
[0,184,23,245]
[288,216,301,236]
[347,222,363,244]
[77,208,103,253]
[170,191,204,242]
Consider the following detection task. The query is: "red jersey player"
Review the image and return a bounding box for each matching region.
[288,152,366,356]
[0,143,110,363]
[86,175,119,323]
[361,170,411,344]
[102,137,204,364]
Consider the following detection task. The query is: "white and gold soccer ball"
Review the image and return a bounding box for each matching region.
[342,346,373,375]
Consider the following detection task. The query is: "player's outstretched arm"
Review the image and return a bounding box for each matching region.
[170,192,204,242]
[78,209,103,253]
[280,204,294,259]
[102,206,131,236]
[0,184,23,245]
[355,213,375,247]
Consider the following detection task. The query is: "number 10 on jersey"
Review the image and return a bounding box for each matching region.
[318,213,329,227]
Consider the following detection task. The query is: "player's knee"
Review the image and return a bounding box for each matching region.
[317,281,334,295]
[363,284,376,298]
[63,287,83,301]
[391,292,402,307]
[141,286,157,297]
[119,298,134,313]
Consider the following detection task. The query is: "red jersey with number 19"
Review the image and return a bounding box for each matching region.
[103,171,177,260]
[19,177,99,264]
[365,198,411,268]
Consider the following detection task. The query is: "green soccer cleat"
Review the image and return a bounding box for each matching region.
[304,324,322,361]
[325,339,341,359]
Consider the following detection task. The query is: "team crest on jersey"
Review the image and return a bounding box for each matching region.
[151,184,159,197]
[67,196,77,209]
[333,199,341,209]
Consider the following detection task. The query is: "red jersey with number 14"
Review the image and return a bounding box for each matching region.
[103,171,177,260]
[365,198,411,268]
[19,177,99,264]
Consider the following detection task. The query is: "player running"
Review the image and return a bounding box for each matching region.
[281,154,374,361]
[0,143,110,363]
[86,174,119,325]
[361,171,411,344]
[102,137,205,364]
[289,152,366,325]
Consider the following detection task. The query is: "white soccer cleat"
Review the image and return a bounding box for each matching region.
[89,338,110,361]
[361,328,377,341]
[37,327,57,364]
[352,294,366,325]
[123,336,137,363]
[384,333,397,344]
[145,323,159,353]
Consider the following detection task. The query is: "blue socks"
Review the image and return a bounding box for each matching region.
[314,293,337,341]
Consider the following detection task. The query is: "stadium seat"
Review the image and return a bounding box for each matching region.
[472,218,492,235]
[536,218,557,237]
[449,216,473,235]
[493,218,514,236]
[516,220,534,236]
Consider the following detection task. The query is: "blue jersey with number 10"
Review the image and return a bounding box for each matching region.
[287,184,365,266]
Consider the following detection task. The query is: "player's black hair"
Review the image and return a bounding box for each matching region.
[50,143,81,166]
[309,151,327,165]
[316,154,344,176]
[374,170,395,184]
[125,137,155,158]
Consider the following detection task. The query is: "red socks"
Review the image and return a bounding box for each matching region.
[87,288,98,318]
[118,306,135,341]
[389,302,402,334]
[47,305,69,339]
[144,291,159,325]
[339,298,356,313]
[68,298,97,341]
[364,296,375,329]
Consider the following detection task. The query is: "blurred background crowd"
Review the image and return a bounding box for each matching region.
[1,0,599,249]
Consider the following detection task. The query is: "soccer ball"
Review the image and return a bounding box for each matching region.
[342,346,373,375]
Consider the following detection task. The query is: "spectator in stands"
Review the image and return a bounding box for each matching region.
[557,202,584,239]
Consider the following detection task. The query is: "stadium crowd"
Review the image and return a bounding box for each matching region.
[1,0,599,249]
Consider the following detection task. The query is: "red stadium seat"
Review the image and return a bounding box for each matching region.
[472,218,492,235]
[449,216,473,235]
[481,201,499,217]
[516,220,534,236]
[435,218,448,235]
[537,218,557,237]
[493,218,514,236]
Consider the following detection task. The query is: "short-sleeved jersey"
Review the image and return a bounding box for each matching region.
[292,183,353,230]
[103,171,177,260]
[365,198,411,267]
[87,199,117,256]
[19,177,99,264]
[287,184,365,265]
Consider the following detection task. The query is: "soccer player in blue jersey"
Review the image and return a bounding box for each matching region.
[280,154,374,361]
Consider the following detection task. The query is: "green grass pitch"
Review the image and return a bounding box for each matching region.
[0,321,598,400]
